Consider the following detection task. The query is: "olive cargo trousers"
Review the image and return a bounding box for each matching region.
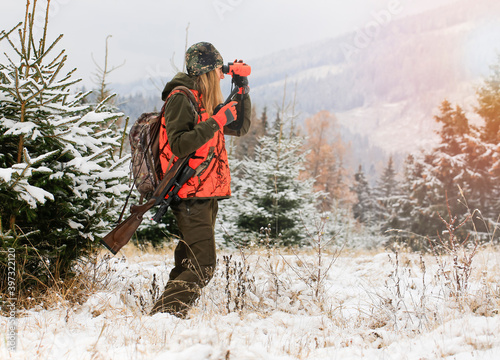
[150,198,218,317]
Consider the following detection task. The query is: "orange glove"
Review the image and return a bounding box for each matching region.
[212,101,237,128]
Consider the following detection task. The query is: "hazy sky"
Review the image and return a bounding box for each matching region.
[1,0,461,88]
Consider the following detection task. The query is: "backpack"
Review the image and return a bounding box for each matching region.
[129,86,198,202]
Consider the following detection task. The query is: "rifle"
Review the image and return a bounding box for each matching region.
[101,155,193,255]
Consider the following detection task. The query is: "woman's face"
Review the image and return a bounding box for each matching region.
[215,66,224,80]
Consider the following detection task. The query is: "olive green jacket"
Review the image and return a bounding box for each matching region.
[161,72,251,159]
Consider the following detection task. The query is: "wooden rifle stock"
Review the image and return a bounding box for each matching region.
[100,156,191,255]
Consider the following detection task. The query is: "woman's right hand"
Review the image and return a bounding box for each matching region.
[212,101,237,128]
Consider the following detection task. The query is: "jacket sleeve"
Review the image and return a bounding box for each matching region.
[164,93,220,158]
[223,94,251,137]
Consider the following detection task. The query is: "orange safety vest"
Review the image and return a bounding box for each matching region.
[159,89,231,199]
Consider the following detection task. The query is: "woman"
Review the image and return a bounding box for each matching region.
[150,42,251,317]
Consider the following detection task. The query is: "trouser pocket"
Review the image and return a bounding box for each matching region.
[171,198,218,269]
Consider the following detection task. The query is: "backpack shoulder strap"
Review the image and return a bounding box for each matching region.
[157,86,199,176]
[166,85,198,110]
[163,85,200,126]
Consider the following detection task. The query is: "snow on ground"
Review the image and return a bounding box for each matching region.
[1,245,499,359]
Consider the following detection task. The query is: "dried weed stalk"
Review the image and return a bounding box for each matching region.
[429,197,478,299]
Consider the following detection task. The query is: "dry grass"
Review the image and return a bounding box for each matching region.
[5,239,499,319]
[2,239,500,359]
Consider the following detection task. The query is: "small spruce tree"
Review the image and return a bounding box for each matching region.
[351,165,380,225]
[374,156,402,230]
[0,2,129,292]
[220,114,320,247]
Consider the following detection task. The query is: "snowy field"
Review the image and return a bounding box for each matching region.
[1,244,500,360]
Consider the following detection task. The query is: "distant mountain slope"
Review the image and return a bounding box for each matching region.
[248,0,500,155]
[113,0,499,180]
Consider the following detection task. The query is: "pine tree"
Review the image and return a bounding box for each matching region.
[394,100,494,244]
[388,61,500,246]
[477,56,500,145]
[388,154,435,249]
[0,2,129,291]
[477,56,500,223]
[351,165,379,225]
[374,156,403,231]
[430,101,492,233]
[219,114,321,247]
[376,157,397,199]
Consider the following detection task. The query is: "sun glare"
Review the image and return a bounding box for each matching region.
[463,20,500,77]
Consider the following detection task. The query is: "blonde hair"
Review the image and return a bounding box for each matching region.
[196,69,223,116]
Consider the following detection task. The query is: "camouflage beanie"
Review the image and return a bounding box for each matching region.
[185,42,223,76]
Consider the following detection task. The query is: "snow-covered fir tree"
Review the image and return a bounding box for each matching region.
[374,156,404,232]
[351,165,380,225]
[375,157,398,202]
[0,3,129,289]
[412,101,492,239]
[477,56,500,145]
[218,115,321,247]
[476,57,500,222]
[391,93,498,246]
[388,154,433,249]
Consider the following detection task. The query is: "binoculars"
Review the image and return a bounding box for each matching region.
[214,61,250,115]
[222,62,251,77]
